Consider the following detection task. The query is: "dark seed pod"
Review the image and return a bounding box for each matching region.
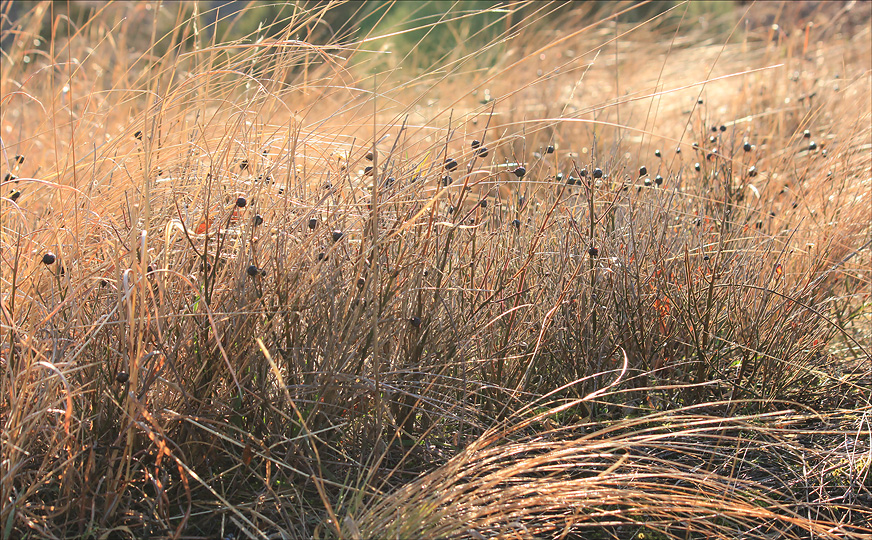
[236,197,247,208]
[808,141,817,151]
[308,217,317,230]
[364,166,373,176]
[317,252,326,261]
[675,147,681,154]
[479,199,487,208]
[692,142,699,150]
[513,166,526,178]
[644,178,652,186]
[748,166,758,177]
[447,206,455,214]
[253,214,263,226]
[711,126,718,133]
[116,371,129,383]
[42,252,56,265]
[654,149,661,157]
[246,265,259,277]
[709,135,717,143]
[697,98,704,104]
[512,218,521,229]
[703,255,710,261]
[471,140,481,149]
[239,160,248,171]
[366,151,374,161]
[568,176,577,185]
[445,158,458,171]
[4,173,17,182]
[385,176,395,187]
[639,166,647,177]
[592,168,603,179]
[332,230,343,242]
[14,155,24,164]
[477,147,488,157]
[579,169,588,178]
[803,129,811,138]
[556,172,564,182]
[134,130,143,140]
[720,125,727,132]
[146,265,154,274]
[260,268,266,276]
[442,175,453,187]
[756,221,763,229]
[588,246,599,258]
[743,142,752,152]
[10,190,21,202]
[694,162,701,171]
[546,144,555,154]
[409,316,421,328]
[655,175,663,185]
[357,277,365,288]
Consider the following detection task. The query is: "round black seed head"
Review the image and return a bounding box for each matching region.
[512,218,521,229]
[4,173,16,182]
[317,252,326,261]
[134,130,143,140]
[675,147,681,154]
[808,141,817,151]
[692,142,699,150]
[803,129,811,138]
[697,98,704,104]
[253,214,263,226]
[703,255,710,261]
[588,246,599,258]
[639,166,647,177]
[654,149,661,157]
[709,135,717,143]
[654,174,663,185]
[748,166,758,177]
[711,126,718,133]
[546,144,555,154]
[10,190,21,202]
[579,168,588,178]
[116,371,129,383]
[366,151,374,161]
[447,206,455,214]
[239,160,248,171]
[513,166,526,178]
[822,149,828,157]
[592,168,603,179]
[720,125,727,132]
[308,217,317,230]
[743,142,752,152]
[471,139,481,149]
[568,176,577,185]
[357,277,365,288]
[444,158,458,171]
[479,199,487,208]
[385,176,395,187]
[694,162,701,171]
[644,178,652,186]
[235,197,247,208]
[364,166,373,176]
[409,316,421,328]
[42,252,56,265]
[246,265,259,277]
[332,230,343,242]
[442,175,453,186]
[556,172,564,182]
[477,147,488,157]
[14,155,24,164]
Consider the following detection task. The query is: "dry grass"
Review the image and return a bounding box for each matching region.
[1,1,870,538]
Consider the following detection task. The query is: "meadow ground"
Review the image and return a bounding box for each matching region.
[1,1,871,538]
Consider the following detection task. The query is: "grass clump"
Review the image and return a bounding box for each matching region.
[1,1,870,538]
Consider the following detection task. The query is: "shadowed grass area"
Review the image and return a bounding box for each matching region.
[1,1,870,538]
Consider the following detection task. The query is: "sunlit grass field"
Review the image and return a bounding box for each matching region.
[1,1,870,538]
